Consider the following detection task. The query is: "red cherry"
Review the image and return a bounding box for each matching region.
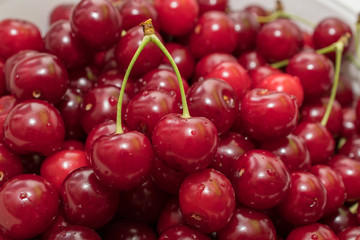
[47,225,102,240]
[248,65,281,89]
[158,225,211,240]
[49,4,74,25]
[68,65,98,94]
[60,140,85,151]
[340,108,359,139]
[97,69,136,97]
[338,136,360,161]
[197,0,227,15]
[287,223,338,240]
[321,206,358,234]
[104,220,156,240]
[0,174,59,239]
[41,211,71,240]
[0,143,23,187]
[179,168,235,233]
[337,226,360,240]
[0,95,17,140]
[237,50,266,70]
[157,197,185,235]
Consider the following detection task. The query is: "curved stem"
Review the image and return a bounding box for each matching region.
[149,34,191,118]
[271,59,289,69]
[115,35,151,134]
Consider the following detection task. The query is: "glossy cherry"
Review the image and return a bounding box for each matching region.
[287,223,338,240]
[237,50,266,70]
[152,113,218,173]
[158,225,211,240]
[47,225,102,240]
[0,58,5,96]
[197,0,227,14]
[0,95,17,140]
[338,136,360,161]
[3,99,65,156]
[340,108,358,138]
[97,69,136,97]
[0,143,23,187]
[60,140,85,151]
[61,166,119,229]
[248,65,281,88]
[157,196,185,234]
[337,226,360,240]
[179,168,235,233]
[49,3,74,25]
[321,206,358,234]
[104,220,157,240]
[68,66,98,94]
[0,174,59,239]
[41,211,71,240]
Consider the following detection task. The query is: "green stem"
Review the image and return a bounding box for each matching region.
[257,11,314,27]
[149,34,191,119]
[115,35,151,134]
[271,59,289,69]
[316,43,337,55]
[320,41,344,126]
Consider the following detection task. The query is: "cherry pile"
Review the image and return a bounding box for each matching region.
[1,0,360,239]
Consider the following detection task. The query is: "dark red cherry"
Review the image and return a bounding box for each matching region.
[216,207,276,240]
[41,150,89,192]
[256,18,303,62]
[0,58,6,96]
[97,69,136,97]
[41,211,71,240]
[3,99,65,156]
[158,225,211,240]
[286,50,334,98]
[118,178,169,223]
[256,72,304,107]
[48,225,102,240]
[338,136,360,161]
[277,171,327,225]
[310,164,346,216]
[9,52,69,104]
[0,143,23,187]
[49,4,74,25]
[157,197,185,235]
[187,78,238,134]
[336,75,354,107]
[337,226,360,240]
[287,223,338,240]
[91,131,154,190]
[0,95,17,140]
[0,174,59,239]
[189,11,237,59]
[211,132,255,178]
[70,0,122,50]
[61,166,119,229]
[0,19,43,60]
[260,134,311,173]
[68,65,98,94]
[197,0,227,14]
[248,65,281,89]
[293,121,335,164]
[44,20,90,69]
[321,206,358,234]
[154,0,198,36]
[152,113,218,173]
[179,168,235,233]
[231,149,290,210]
[115,26,164,78]
[104,220,157,240]
[341,108,359,138]
[240,88,298,141]
[237,50,266,70]
[60,140,85,151]
[244,4,268,19]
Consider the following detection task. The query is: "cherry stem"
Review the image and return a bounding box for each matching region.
[115,35,151,134]
[270,59,289,69]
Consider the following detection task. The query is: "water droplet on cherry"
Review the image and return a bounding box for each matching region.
[191,130,196,135]
[108,96,117,106]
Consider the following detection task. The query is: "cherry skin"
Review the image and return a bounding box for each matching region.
[277,171,327,225]
[337,226,360,240]
[97,69,136,98]
[152,113,218,173]
[68,65,98,94]
[3,99,65,156]
[321,206,358,234]
[216,207,277,240]
[293,121,335,164]
[237,50,266,70]
[70,0,122,50]
[231,149,291,210]
[61,166,119,229]
[0,19,43,60]
[91,131,154,190]
[41,211,71,240]
[9,52,69,104]
[179,168,235,233]
[197,0,227,14]
[248,65,281,88]
[240,88,298,141]
[0,58,6,96]
[256,18,303,62]
[187,78,239,134]
[287,223,338,240]
[189,11,238,59]
[49,3,74,25]
[338,136,360,161]
[0,95,17,140]
[0,143,23,187]
[104,220,157,240]
[260,134,311,173]
[154,0,199,36]
[60,140,85,151]
[0,174,59,239]
[341,107,359,138]
[157,196,185,235]
[47,225,102,240]
[210,132,255,178]
[40,150,89,192]
[158,225,211,240]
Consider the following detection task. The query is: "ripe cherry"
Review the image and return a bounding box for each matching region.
[321,206,358,234]
[287,223,338,240]
[237,50,266,70]
[157,196,185,235]
[49,4,74,25]
[337,226,360,240]
[158,225,211,240]
[197,0,227,14]
[0,143,23,187]
[104,220,157,240]
[47,225,102,240]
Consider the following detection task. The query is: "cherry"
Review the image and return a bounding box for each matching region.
[321,206,358,234]
[216,207,277,240]
[286,223,338,240]
[256,18,303,62]
[61,166,119,229]
[336,75,354,107]
[91,131,154,190]
[205,61,251,101]
[179,168,235,233]
[293,121,335,165]
[157,196,185,235]
[40,150,89,192]
[0,174,59,239]
[70,0,122,50]
[256,72,304,107]
[104,220,157,240]
[286,50,334,98]
[97,69,136,98]
[0,58,6,96]
[0,19,43,60]
[237,50,266,70]
[152,113,218,173]
[197,0,227,15]
[41,211,71,240]
[158,225,211,240]
[244,4,269,19]
[231,149,290,210]
[338,136,360,161]
[60,140,85,151]
[277,171,327,225]
[44,20,90,69]
[337,226,360,240]
[47,225,102,240]
[341,108,359,138]
[9,52,69,104]
[49,4,74,25]
[0,143,23,187]
[0,95,17,140]
[248,65,281,89]
[154,0,198,36]
[68,65,98,94]
[210,131,255,178]
[3,99,65,156]
[189,11,237,59]
[260,134,311,172]
[240,88,298,141]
